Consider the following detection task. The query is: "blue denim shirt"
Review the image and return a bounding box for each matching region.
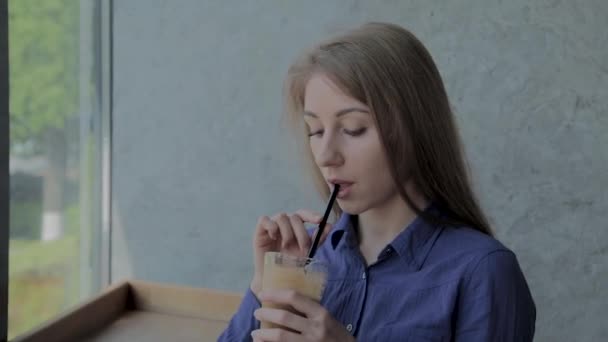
[219,207,536,341]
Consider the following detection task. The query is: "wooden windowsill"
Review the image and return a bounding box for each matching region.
[12,280,243,342]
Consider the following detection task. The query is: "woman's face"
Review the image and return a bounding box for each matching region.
[303,73,401,215]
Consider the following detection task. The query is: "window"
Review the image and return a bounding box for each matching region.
[7,0,107,339]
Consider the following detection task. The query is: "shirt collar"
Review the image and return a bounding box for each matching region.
[329,203,443,270]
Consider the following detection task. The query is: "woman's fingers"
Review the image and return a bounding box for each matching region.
[254,308,309,334]
[255,289,356,342]
[294,209,335,247]
[258,215,278,241]
[251,328,304,342]
[294,209,323,223]
[289,214,311,252]
[273,213,295,249]
[258,209,335,253]
[258,289,323,318]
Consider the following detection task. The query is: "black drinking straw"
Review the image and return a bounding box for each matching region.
[307,184,340,260]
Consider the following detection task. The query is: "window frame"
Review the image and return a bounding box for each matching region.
[99,0,113,288]
[1,0,9,339]
[1,0,113,339]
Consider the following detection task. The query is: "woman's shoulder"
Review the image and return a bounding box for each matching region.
[438,223,510,254]
[428,223,520,275]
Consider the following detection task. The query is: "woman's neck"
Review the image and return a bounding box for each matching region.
[356,183,429,264]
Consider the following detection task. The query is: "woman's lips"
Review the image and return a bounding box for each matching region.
[337,184,352,199]
[329,181,354,199]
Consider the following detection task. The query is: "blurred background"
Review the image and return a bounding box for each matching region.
[6,0,607,341]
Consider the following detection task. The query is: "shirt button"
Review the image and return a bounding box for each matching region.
[361,272,366,279]
[346,324,353,332]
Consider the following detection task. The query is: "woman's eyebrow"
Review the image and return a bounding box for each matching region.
[303,107,370,118]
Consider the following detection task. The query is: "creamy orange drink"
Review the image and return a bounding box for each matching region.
[260,252,328,331]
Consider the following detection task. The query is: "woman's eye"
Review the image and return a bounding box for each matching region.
[344,127,367,137]
[307,130,323,137]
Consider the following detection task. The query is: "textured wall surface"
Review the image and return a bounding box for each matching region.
[111,1,607,340]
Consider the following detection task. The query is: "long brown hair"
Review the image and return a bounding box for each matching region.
[284,22,492,236]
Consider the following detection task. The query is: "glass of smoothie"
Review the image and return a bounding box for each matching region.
[260,251,328,331]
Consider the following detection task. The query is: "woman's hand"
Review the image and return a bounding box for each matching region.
[250,210,332,297]
[251,289,355,342]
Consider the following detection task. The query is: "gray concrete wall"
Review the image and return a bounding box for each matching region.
[111,1,607,341]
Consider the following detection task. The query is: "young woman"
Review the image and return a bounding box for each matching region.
[219,22,536,342]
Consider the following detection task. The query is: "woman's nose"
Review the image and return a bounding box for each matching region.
[314,135,344,167]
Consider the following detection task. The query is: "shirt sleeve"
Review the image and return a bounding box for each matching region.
[454,250,536,342]
[217,287,261,342]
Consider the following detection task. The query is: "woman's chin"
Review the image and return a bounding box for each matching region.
[337,199,368,216]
